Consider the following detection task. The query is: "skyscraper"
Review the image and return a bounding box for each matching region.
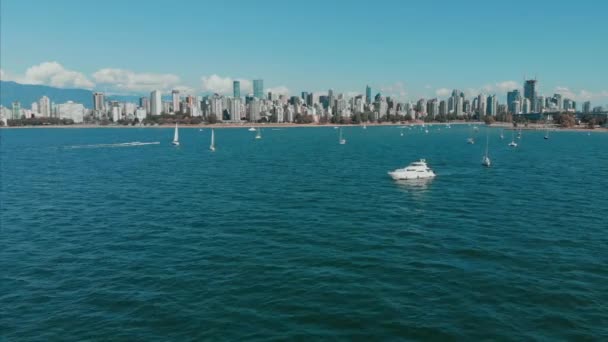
[150,90,162,115]
[524,79,537,112]
[139,97,150,114]
[38,96,51,117]
[365,85,372,104]
[507,89,521,114]
[486,95,497,116]
[253,79,264,99]
[233,81,240,98]
[93,92,105,111]
[172,90,180,113]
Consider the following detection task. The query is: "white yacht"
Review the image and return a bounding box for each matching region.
[248,127,257,132]
[172,123,180,146]
[388,159,436,180]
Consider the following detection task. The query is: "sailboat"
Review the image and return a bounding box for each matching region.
[508,130,518,147]
[339,128,346,145]
[255,128,262,139]
[172,123,180,146]
[482,130,491,167]
[209,129,216,151]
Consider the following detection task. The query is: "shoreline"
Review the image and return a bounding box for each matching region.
[1,121,606,133]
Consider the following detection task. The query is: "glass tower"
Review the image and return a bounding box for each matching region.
[253,79,264,99]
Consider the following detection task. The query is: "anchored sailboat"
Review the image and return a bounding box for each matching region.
[508,130,518,147]
[209,129,216,151]
[482,130,491,167]
[172,123,180,146]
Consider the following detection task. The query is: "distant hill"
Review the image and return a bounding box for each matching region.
[0,81,94,108]
[0,81,207,109]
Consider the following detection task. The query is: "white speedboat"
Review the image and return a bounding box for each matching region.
[388,159,436,180]
[467,137,475,144]
[248,127,257,132]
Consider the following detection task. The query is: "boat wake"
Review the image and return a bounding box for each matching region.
[64,141,161,149]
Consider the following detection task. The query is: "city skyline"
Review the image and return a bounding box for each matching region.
[1,0,607,104]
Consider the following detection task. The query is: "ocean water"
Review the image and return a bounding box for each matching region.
[1,125,607,340]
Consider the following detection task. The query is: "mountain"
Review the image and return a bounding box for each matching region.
[0,81,94,108]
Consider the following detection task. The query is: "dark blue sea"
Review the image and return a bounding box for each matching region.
[1,125,607,340]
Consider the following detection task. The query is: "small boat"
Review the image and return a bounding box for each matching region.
[517,129,522,139]
[248,127,257,132]
[500,130,504,140]
[425,128,429,134]
[508,131,518,147]
[333,126,339,129]
[482,131,491,167]
[388,159,436,180]
[467,137,475,144]
[362,125,367,130]
[473,126,479,132]
[255,128,262,139]
[199,129,203,132]
[339,128,346,145]
[209,129,216,151]
[400,129,404,137]
[172,123,180,146]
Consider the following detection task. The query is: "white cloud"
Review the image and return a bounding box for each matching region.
[201,74,252,94]
[267,86,290,96]
[380,82,408,100]
[7,61,95,89]
[93,68,182,93]
[554,86,608,101]
[435,88,451,97]
[495,80,519,92]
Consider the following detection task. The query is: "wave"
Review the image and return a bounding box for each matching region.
[64,141,161,149]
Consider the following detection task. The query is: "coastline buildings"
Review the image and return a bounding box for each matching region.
[233,81,240,98]
[150,90,162,115]
[524,79,537,112]
[253,79,264,99]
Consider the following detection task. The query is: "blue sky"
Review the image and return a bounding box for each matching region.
[1,0,607,103]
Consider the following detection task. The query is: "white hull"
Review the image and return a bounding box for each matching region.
[388,171,435,180]
[388,159,436,181]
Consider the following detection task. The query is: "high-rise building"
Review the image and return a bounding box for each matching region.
[228,97,241,122]
[139,97,150,114]
[507,89,521,114]
[524,79,537,112]
[11,102,21,119]
[486,95,497,116]
[171,90,180,113]
[455,96,463,116]
[233,81,241,98]
[301,92,309,103]
[306,93,314,106]
[38,96,51,117]
[93,92,105,111]
[583,101,591,113]
[439,100,448,116]
[253,79,264,99]
[365,85,372,104]
[477,94,486,116]
[56,101,85,123]
[150,90,162,115]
